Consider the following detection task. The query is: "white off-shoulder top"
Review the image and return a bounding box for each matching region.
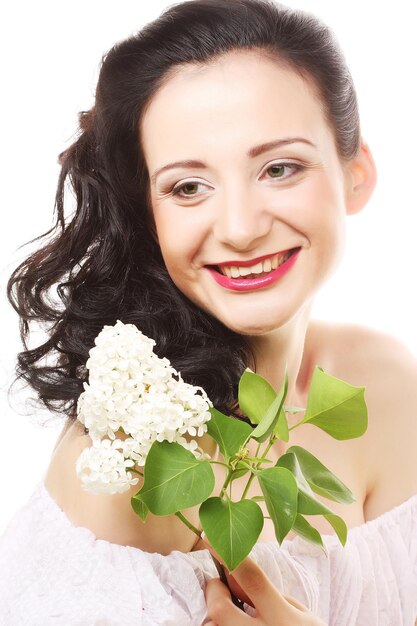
[0,483,416,626]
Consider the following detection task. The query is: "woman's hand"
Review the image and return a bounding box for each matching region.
[205,555,327,626]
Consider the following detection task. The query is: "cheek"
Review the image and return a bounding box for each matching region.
[157,229,185,271]
[274,173,347,276]
[154,200,211,263]
[295,171,346,234]
[153,208,202,279]
[306,175,347,268]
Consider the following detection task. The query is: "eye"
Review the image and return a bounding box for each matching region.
[264,162,303,180]
[171,180,211,198]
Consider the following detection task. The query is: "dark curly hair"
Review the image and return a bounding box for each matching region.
[7,0,360,419]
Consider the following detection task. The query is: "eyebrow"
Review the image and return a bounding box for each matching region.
[150,137,317,185]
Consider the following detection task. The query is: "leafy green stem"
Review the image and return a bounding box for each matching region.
[241,434,276,499]
[175,511,202,537]
[219,469,235,499]
[241,472,256,500]
[208,460,230,469]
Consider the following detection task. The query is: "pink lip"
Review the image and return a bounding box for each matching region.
[205,248,301,292]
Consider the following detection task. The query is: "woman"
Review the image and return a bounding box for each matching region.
[1,0,416,624]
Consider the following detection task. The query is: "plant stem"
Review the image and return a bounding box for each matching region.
[241,472,256,500]
[219,470,235,499]
[241,435,276,499]
[209,460,230,469]
[260,434,277,460]
[210,554,245,612]
[175,511,202,537]
[130,468,144,477]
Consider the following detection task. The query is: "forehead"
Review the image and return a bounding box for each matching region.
[140,50,335,167]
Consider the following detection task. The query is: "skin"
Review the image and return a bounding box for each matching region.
[204,549,327,626]
[44,50,417,623]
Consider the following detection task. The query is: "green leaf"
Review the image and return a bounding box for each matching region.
[323,514,347,545]
[207,407,253,463]
[258,467,298,543]
[234,461,253,472]
[287,445,355,504]
[238,368,278,424]
[230,467,250,481]
[301,367,368,440]
[277,452,347,545]
[276,451,314,494]
[274,407,289,442]
[251,370,289,443]
[296,493,347,546]
[135,441,215,515]
[292,514,326,553]
[199,497,264,571]
[131,495,149,522]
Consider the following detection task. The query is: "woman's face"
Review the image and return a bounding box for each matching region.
[141,51,349,335]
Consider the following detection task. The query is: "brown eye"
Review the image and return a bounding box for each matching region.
[266,162,304,180]
[180,182,199,195]
[268,164,286,178]
[172,180,211,198]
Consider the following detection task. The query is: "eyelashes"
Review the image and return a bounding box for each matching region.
[168,161,305,199]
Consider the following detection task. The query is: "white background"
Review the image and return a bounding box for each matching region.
[0,0,416,533]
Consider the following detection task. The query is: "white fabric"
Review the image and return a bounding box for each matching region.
[0,482,416,625]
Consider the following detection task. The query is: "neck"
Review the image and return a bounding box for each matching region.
[247,302,314,412]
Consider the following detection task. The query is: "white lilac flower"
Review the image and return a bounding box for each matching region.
[76,320,212,493]
[76,439,139,495]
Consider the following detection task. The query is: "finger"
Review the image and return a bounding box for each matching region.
[205,577,253,626]
[217,567,251,607]
[201,537,253,606]
[229,556,301,621]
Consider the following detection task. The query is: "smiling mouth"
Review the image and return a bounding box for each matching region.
[206,247,301,279]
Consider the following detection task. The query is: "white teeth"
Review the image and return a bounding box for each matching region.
[251,262,263,275]
[217,250,296,278]
[263,258,272,272]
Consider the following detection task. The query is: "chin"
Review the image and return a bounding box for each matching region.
[218,314,293,337]
[219,296,314,336]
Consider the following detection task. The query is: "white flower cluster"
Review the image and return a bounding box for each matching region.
[76,320,212,494]
[76,439,138,495]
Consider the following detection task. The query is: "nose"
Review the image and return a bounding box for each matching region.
[213,183,273,251]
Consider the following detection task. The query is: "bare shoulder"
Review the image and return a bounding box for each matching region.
[309,320,417,516]
[308,319,417,387]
